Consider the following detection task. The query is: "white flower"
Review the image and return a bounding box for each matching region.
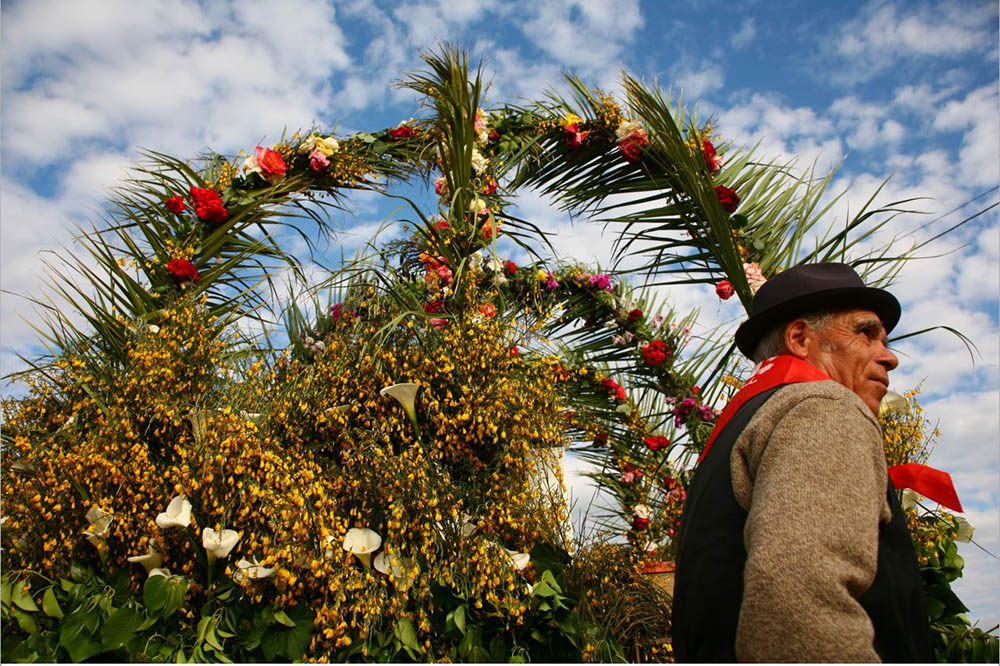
[743,262,767,295]
[380,383,421,436]
[900,488,923,511]
[148,324,160,334]
[373,550,416,582]
[616,120,644,142]
[83,505,113,540]
[202,527,240,562]
[324,534,337,559]
[156,495,192,529]
[954,516,975,543]
[148,568,171,578]
[127,545,164,573]
[470,148,488,174]
[504,548,531,571]
[241,153,261,176]
[468,197,488,216]
[879,390,908,416]
[343,528,382,569]
[485,255,503,273]
[634,503,652,520]
[469,250,484,272]
[235,557,276,581]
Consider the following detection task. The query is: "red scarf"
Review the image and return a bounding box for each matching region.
[698,355,963,513]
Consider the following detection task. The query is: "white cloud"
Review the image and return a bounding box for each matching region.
[730,17,756,50]
[933,85,1000,188]
[673,63,725,99]
[827,0,998,83]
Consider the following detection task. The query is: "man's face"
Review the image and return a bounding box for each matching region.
[804,309,899,414]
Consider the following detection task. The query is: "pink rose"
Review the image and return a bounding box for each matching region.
[715,280,735,300]
[565,124,586,148]
[743,262,767,294]
[434,176,449,197]
[309,148,330,171]
[429,317,448,331]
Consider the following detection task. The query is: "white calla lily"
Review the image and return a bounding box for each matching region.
[343,528,382,569]
[380,383,422,437]
[148,568,171,578]
[879,390,908,415]
[901,488,923,511]
[954,516,975,543]
[202,527,240,562]
[155,495,192,529]
[127,545,164,573]
[83,505,113,542]
[504,548,531,571]
[235,557,276,581]
[373,550,417,584]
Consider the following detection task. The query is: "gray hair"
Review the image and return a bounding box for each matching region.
[750,311,837,363]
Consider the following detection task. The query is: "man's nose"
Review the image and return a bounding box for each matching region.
[879,344,899,371]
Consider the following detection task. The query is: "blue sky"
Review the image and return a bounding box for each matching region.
[2,0,998,627]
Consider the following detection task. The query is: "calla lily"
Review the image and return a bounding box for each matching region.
[324,404,351,417]
[373,551,417,585]
[879,390,908,415]
[84,505,113,539]
[235,557,276,581]
[156,495,192,529]
[380,383,422,438]
[343,528,382,569]
[954,516,975,543]
[504,548,531,571]
[148,568,171,578]
[127,545,164,573]
[324,534,337,559]
[202,527,240,562]
[901,488,923,511]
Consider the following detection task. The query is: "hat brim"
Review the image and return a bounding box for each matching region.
[735,287,901,358]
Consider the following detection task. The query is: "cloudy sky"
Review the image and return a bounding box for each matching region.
[2,0,998,626]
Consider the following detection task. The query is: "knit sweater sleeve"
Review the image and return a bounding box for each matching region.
[730,381,889,663]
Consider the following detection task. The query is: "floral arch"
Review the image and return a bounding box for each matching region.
[1,48,993,663]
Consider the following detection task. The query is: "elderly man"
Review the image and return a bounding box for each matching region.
[671,263,933,662]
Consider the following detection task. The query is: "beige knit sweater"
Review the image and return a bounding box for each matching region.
[729,380,893,663]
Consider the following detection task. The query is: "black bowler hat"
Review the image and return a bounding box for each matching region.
[734,262,901,358]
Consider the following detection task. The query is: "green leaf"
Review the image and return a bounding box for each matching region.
[1,580,11,610]
[927,596,944,619]
[205,629,224,652]
[394,617,422,654]
[273,609,296,627]
[102,606,142,649]
[454,604,466,634]
[42,587,63,619]
[143,576,168,611]
[59,578,74,593]
[163,576,187,618]
[66,635,105,662]
[12,581,39,612]
[730,214,749,229]
[11,607,39,633]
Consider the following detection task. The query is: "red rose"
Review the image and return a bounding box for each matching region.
[429,317,448,331]
[644,435,670,452]
[601,378,627,401]
[702,140,722,172]
[503,260,517,275]
[189,186,228,224]
[592,431,608,446]
[435,218,449,230]
[664,476,682,493]
[487,130,500,143]
[423,300,444,314]
[509,346,520,357]
[482,179,498,196]
[553,365,570,381]
[565,124,586,148]
[715,185,740,213]
[641,340,669,367]
[478,303,497,318]
[632,516,650,531]
[715,279,735,300]
[389,125,414,140]
[618,131,650,164]
[627,308,643,323]
[255,146,286,181]
[165,195,185,213]
[480,218,498,241]
[166,258,199,283]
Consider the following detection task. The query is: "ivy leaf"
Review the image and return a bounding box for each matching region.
[273,609,296,627]
[10,607,39,634]
[101,606,143,650]
[143,576,168,611]
[394,617,422,655]
[42,587,63,619]
[453,605,466,634]
[12,581,39,613]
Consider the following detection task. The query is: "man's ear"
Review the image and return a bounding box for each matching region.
[783,319,811,359]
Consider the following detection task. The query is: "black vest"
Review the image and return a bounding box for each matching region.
[671,387,933,662]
